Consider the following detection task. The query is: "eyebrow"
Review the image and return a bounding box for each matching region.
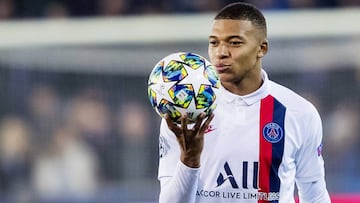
[208,35,246,41]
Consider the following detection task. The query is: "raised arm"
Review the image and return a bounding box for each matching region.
[158,113,214,203]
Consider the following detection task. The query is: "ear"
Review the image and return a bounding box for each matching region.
[258,39,268,58]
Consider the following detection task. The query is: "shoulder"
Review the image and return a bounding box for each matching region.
[268,81,320,120]
[268,81,323,147]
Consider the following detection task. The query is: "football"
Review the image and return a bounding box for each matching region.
[147,52,220,123]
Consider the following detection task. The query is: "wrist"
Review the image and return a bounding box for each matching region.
[181,153,200,168]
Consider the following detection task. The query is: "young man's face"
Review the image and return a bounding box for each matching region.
[208,19,267,85]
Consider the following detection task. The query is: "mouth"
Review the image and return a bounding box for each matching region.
[215,64,230,73]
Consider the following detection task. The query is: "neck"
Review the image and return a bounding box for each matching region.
[222,68,263,96]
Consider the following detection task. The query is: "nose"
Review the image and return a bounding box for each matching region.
[216,43,230,58]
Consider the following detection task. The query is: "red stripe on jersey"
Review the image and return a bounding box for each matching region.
[259,95,274,203]
[258,95,286,203]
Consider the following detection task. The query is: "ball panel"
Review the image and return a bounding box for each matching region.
[148,61,163,85]
[157,99,182,121]
[168,84,194,108]
[163,60,188,82]
[195,85,216,109]
[205,103,217,115]
[180,53,204,70]
[148,88,157,108]
[204,64,221,88]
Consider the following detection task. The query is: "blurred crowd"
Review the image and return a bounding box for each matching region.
[0,68,160,202]
[0,0,359,20]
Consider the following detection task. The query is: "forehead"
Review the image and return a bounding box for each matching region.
[210,19,258,38]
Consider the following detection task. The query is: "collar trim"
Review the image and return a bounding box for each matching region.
[221,69,270,106]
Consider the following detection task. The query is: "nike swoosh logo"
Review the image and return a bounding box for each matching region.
[205,125,216,134]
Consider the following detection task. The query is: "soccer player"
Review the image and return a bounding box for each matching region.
[157,2,331,203]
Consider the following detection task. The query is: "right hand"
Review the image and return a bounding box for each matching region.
[165,112,214,168]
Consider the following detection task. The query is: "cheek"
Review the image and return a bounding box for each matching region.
[208,48,216,63]
[237,47,259,62]
[232,51,257,69]
[232,51,249,63]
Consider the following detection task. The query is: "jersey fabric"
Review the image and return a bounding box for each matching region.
[158,69,330,203]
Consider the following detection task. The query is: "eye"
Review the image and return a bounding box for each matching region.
[229,41,242,46]
[209,40,219,46]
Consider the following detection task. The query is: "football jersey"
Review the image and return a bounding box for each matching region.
[158,69,327,203]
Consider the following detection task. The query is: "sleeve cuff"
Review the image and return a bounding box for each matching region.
[178,160,200,175]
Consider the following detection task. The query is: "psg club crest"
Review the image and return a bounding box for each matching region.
[262,122,284,143]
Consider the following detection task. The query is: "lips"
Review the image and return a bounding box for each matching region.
[215,64,230,73]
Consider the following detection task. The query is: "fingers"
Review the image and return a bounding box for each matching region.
[204,112,215,126]
[193,112,205,131]
[164,113,172,127]
[165,112,214,138]
[165,113,187,138]
[199,113,215,135]
[180,113,188,132]
[164,114,178,132]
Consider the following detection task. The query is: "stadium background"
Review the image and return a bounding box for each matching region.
[0,0,359,202]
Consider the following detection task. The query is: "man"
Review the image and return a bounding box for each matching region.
[158,2,331,203]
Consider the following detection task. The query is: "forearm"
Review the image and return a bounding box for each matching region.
[159,161,200,203]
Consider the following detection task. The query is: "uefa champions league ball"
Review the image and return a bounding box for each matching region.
[147,52,220,123]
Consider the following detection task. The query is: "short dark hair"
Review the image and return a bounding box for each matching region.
[215,2,267,36]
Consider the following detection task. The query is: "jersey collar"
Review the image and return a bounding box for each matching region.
[220,69,270,106]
